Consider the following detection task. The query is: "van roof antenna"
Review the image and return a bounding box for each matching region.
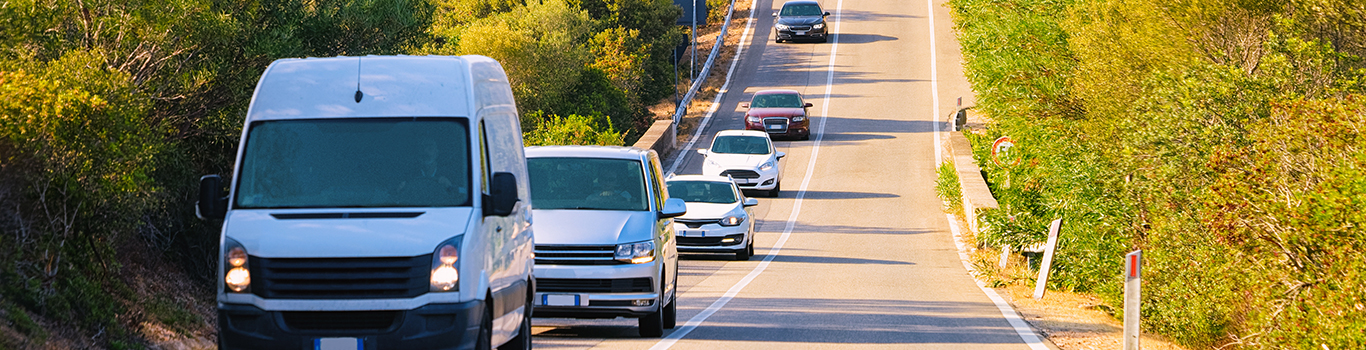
[354,57,364,103]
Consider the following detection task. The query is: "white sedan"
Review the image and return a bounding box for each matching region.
[697,130,785,197]
[666,175,760,260]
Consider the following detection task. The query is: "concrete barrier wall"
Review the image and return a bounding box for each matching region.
[948,131,999,234]
[632,119,678,158]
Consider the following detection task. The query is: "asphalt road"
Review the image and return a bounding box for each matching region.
[531,0,1050,348]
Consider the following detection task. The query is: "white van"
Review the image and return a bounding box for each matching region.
[196,55,534,350]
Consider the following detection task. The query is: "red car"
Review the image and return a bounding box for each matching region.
[742,90,811,140]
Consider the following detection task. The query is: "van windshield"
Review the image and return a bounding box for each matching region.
[235,118,472,209]
[527,157,649,211]
[667,181,737,204]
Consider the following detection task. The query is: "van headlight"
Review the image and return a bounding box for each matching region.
[223,238,251,293]
[430,237,462,292]
[615,240,655,264]
[719,215,744,227]
[759,161,775,171]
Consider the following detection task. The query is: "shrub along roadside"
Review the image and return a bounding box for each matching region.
[950,0,1366,347]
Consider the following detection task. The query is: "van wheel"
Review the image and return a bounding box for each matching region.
[477,300,494,350]
[663,285,677,329]
[639,298,665,337]
[498,290,533,350]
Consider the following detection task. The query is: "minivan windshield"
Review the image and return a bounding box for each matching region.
[528,157,650,211]
[710,136,771,155]
[235,118,472,209]
[667,181,738,204]
[750,93,804,108]
[780,4,822,16]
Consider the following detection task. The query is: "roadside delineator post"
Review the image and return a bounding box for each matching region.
[998,244,1011,269]
[1031,218,1061,299]
[1124,250,1142,350]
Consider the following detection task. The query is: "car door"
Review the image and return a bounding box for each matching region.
[645,153,678,296]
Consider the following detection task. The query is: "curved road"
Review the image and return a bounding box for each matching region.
[531,0,1051,348]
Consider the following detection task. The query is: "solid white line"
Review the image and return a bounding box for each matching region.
[928,0,943,166]
[946,214,1050,350]
[667,6,759,175]
[649,1,844,348]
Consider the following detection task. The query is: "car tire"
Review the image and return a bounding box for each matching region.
[477,299,494,350]
[639,303,665,337]
[775,38,783,43]
[736,242,751,261]
[801,133,810,141]
[748,240,756,257]
[662,285,677,329]
[767,181,781,197]
[820,36,828,43]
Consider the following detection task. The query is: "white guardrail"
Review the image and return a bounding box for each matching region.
[672,0,740,124]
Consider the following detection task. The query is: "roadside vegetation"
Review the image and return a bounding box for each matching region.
[948,0,1366,347]
[0,0,684,346]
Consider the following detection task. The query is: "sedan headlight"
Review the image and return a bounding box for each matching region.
[615,240,655,264]
[719,215,745,227]
[775,23,789,31]
[759,161,775,171]
[813,23,825,30]
[223,238,250,293]
[747,116,761,123]
[792,116,806,122]
[430,237,462,292]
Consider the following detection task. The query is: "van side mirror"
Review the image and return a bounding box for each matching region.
[776,152,786,160]
[804,102,813,107]
[484,172,518,217]
[659,198,687,219]
[743,198,759,207]
[196,175,228,220]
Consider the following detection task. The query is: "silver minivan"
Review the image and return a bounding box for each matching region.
[524,146,685,337]
[197,55,534,350]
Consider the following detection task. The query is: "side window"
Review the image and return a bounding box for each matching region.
[479,121,491,194]
[648,155,667,209]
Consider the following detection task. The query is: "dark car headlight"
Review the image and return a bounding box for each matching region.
[775,23,790,31]
[813,23,825,30]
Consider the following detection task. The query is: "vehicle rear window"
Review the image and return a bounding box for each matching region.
[710,136,771,155]
[750,94,803,108]
[780,4,822,16]
[236,118,472,209]
[527,157,650,211]
[667,181,738,204]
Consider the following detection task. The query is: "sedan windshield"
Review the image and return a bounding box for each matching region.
[750,94,803,108]
[667,181,738,204]
[528,157,649,211]
[780,4,822,16]
[710,136,771,155]
[235,118,472,209]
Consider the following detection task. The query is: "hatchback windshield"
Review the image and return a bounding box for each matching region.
[528,157,649,211]
[750,94,803,108]
[710,136,771,155]
[667,181,738,204]
[780,4,822,16]
[236,118,472,209]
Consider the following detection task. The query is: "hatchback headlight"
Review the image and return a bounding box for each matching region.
[792,116,806,122]
[615,240,655,264]
[719,215,744,227]
[759,161,775,171]
[813,23,825,30]
[223,238,251,294]
[430,237,462,292]
[775,24,789,31]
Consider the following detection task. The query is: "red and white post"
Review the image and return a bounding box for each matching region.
[1123,250,1142,350]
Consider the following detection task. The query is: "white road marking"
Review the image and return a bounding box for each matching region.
[928,0,943,166]
[649,0,844,348]
[946,214,1050,350]
[667,5,760,175]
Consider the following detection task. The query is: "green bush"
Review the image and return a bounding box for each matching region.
[934,160,963,217]
[523,112,626,146]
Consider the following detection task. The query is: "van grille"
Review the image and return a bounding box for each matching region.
[251,255,431,299]
[536,278,653,293]
[534,245,623,265]
[281,311,400,332]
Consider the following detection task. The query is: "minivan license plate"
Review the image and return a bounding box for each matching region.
[315,338,361,350]
[544,294,582,306]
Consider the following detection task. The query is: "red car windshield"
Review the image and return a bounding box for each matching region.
[750,94,803,108]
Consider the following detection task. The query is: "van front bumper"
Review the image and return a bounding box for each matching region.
[532,263,660,318]
[218,300,483,350]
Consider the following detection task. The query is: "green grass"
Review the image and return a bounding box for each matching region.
[145,297,204,336]
[934,160,964,217]
[4,303,46,343]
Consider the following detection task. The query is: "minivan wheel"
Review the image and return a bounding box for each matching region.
[662,286,677,329]
[748,240,755,257]
[639,304,665,337]
[477,301,494,350]
[498,290,533,350]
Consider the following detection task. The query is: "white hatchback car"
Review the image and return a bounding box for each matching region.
[697,130,785,197]
[666,175,760,260]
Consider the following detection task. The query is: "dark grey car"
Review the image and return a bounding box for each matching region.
[773,0,830,43]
